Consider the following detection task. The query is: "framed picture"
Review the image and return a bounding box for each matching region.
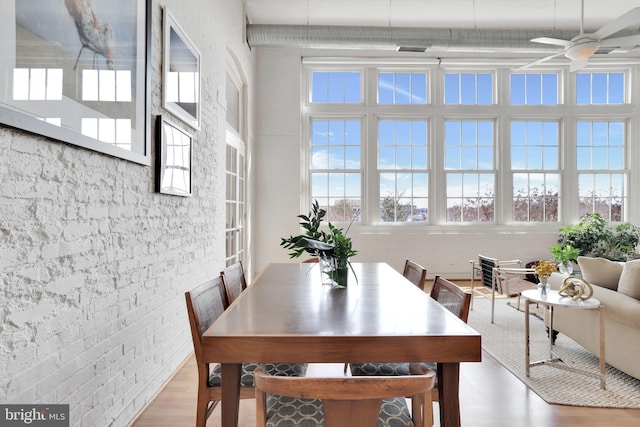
[0,0,151,165]
[156,116,192,197]
[162,7,201,130]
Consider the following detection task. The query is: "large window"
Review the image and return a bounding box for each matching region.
[311,119,362,221]
[225,64,246,267]
[445,120,494,223]
[303,62,633,228]
[511,121,559,222]
[378,119,428,222]
[576,121,625,221]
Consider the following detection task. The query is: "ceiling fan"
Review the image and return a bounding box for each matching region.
[517,1,640,72]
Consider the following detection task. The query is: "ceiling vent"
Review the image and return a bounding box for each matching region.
[396,46,429,53]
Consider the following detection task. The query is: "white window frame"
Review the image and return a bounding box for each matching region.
[301,59,639,232]
[225,57,247,267]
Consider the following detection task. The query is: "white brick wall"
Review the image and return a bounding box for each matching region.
[0,1,252,425]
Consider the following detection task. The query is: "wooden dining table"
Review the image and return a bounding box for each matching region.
[202,262,482,427]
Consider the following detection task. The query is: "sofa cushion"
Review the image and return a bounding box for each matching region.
[590,282,640,330]
[618,259,640,300]
[577,256,623,290]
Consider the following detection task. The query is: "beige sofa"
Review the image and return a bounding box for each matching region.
[547,257,640,381]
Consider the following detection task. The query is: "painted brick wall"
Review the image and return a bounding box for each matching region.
[0,1,251,425]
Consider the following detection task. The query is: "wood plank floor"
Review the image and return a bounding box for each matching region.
[130,351,640,427]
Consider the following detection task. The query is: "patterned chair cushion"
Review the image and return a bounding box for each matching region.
[210,362,308,387]
[349,362,411,377]
[265,394,414,427]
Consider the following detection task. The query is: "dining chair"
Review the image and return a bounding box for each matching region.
[220,261,248,304]
[185,277,255,427]
[409,276,472,423]
[350,275,471,424]
[402,259,428,291]
[341,259,427,375]
[185,277,308,427]
[254,365,436,427]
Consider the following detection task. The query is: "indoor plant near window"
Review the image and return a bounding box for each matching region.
[280,200,357,287]
[549,244,580,275]
[556,213,640,262]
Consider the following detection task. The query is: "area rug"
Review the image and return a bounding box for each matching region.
[466,296,640,408]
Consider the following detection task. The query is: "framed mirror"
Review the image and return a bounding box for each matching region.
[156,115,192,197]
[162,7,200,130]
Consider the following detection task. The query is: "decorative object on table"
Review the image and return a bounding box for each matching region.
[556,213,640,262]
[162,6,201,130]
[549,244,579,275]
[155,116,192,197]
[0,0,152,165]
[280,200,357,287]
[559,276,594,300]
[532,260,556,297]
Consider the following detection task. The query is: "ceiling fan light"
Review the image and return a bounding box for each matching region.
[565,41,599,60]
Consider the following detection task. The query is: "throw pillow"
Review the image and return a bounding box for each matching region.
[577,256,623,290]
[618,259,640,299]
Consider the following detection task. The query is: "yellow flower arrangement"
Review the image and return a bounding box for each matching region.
[533,260,557,281]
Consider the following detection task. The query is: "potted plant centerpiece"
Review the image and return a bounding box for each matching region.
[280,200,357,287]
[549,244,580,275]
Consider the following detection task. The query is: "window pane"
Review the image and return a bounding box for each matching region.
[513,173,559,222]
[578,173,625,221]
[379,172,428,222]
[311,117,362,220]
[445,73,492,104]
[378,72,428,104]
[444,73,460,104]
[511,73,558,105]
[446,173,494,223]
[446,120,493,172]
[378,118,429,222]
[576,72,625,105]
[576,121,625,170]
[311,71,361,103]
[395,73,411,104]
[378,73,393,103]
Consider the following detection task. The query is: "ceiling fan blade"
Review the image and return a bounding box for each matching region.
[531,37,571,47]
[514,53,565,72]
[570,58,589,72]
[600,34,640,48]
[592,7,640,40]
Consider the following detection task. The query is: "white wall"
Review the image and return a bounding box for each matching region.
[252,48,560,279]
[0,1,252,425]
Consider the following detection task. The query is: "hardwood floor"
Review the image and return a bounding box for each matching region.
[130,352,639,426]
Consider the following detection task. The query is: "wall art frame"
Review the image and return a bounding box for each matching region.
[156,115,192,197]
[0,0,152,166]
[162,7,201,130]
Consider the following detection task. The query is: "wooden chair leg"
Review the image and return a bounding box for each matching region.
[255,389,267,427]
[412,392,433,427]
[195,392,209,427]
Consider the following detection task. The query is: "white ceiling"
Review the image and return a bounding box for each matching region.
[246,0,640,32]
